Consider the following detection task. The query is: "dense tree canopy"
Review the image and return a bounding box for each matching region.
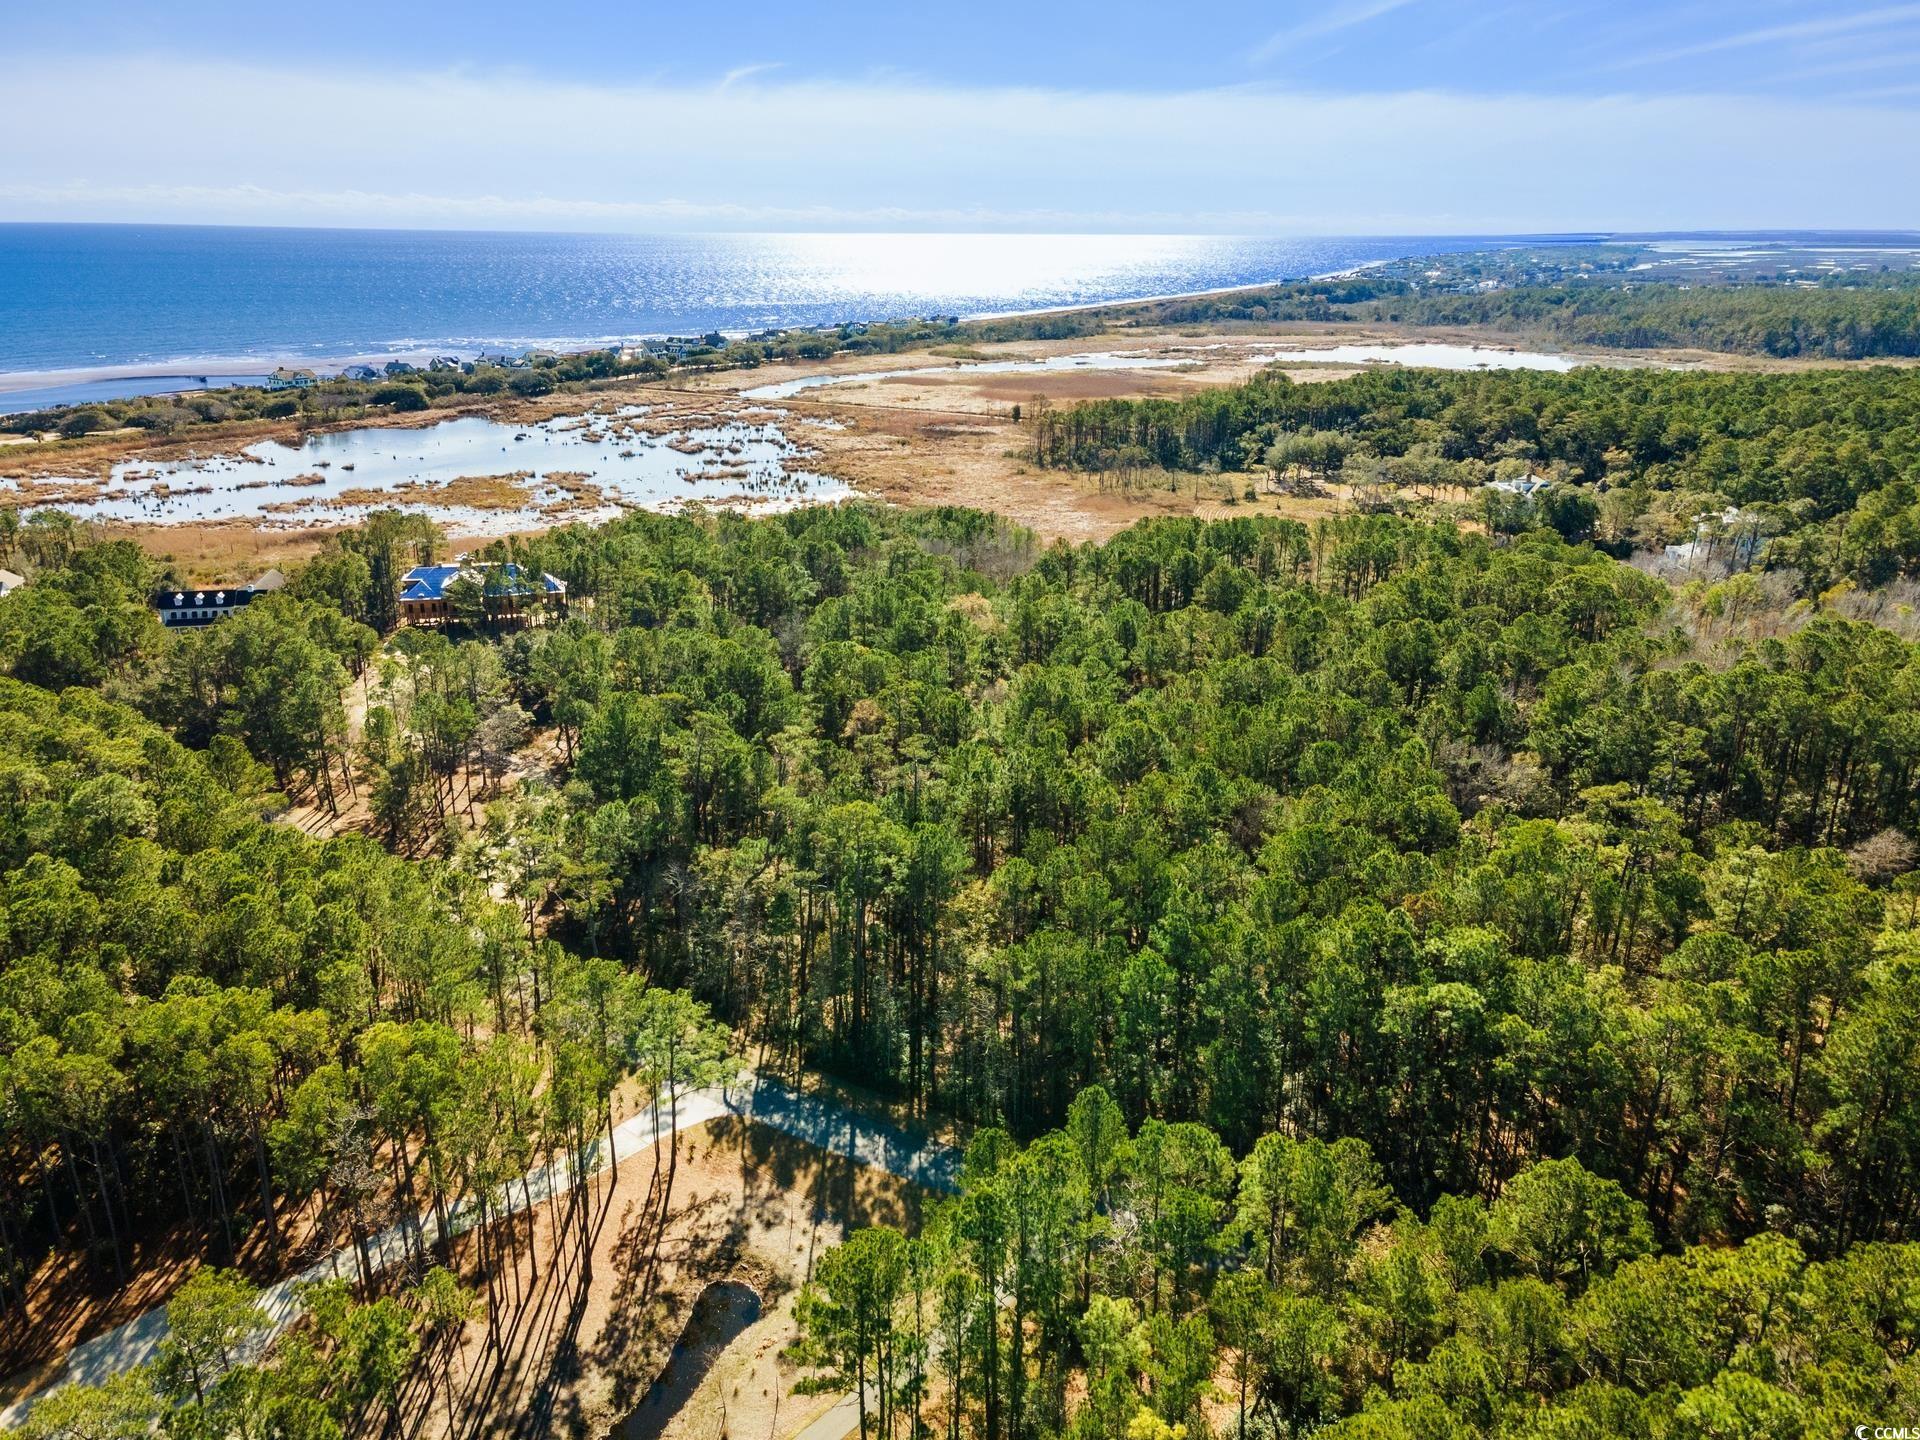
[797,1104,1920,1440]
[7,498,1920,1439]
[0,642,724,1359]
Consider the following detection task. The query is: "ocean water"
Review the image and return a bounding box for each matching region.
[0,226,1579,388]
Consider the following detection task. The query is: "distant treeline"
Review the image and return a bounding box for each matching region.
[1101,274,1920,358]
[1031,364,1920,588]
[1399,281,1920,358]
[0,349,670,440]
[1098,276,1418,327]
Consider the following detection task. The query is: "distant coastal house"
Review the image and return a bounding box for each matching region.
[0,569,25,597]
[1663,506,1768,572]
[151,568,286,627]
[427,355,463,372]
[1487,473,1552,498]
[646,335,715,360]
[266,367,317,391]
[340,364,381,382]
[383,360,419,377]
[398,560,567,627]
[472,350,527,369]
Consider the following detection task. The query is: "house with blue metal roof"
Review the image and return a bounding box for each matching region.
[398,561,566,627]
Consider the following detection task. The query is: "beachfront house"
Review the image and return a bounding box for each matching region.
[151,568,286,628]
[0,569,25,598]
[398,560,567,628]
[341,364,380,382]
[471,350,527,369]
[266,367,317,391]
[384,360,419,377]
[427,355,463,372]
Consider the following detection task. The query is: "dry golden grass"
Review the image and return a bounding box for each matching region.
[327,472,534,512]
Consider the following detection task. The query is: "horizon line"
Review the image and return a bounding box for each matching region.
[4,220,1920,242]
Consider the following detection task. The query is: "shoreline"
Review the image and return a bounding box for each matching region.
[960,254,1408,323]
[0,243,1490,404]
[11,225,1919,407]
[0,349,449,396]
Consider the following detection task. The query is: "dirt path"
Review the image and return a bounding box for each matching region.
[0,1070,957,1431]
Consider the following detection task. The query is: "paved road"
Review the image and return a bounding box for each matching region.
[0,1071,957,1429]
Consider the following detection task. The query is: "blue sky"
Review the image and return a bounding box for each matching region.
[2,0,1917,232]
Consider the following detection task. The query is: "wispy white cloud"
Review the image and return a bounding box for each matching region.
[1614,2,1920,68]
[1251,0,1421,63]
[719,61,784,90]
[1773,45,1920,81]
[1,57,1916,233]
